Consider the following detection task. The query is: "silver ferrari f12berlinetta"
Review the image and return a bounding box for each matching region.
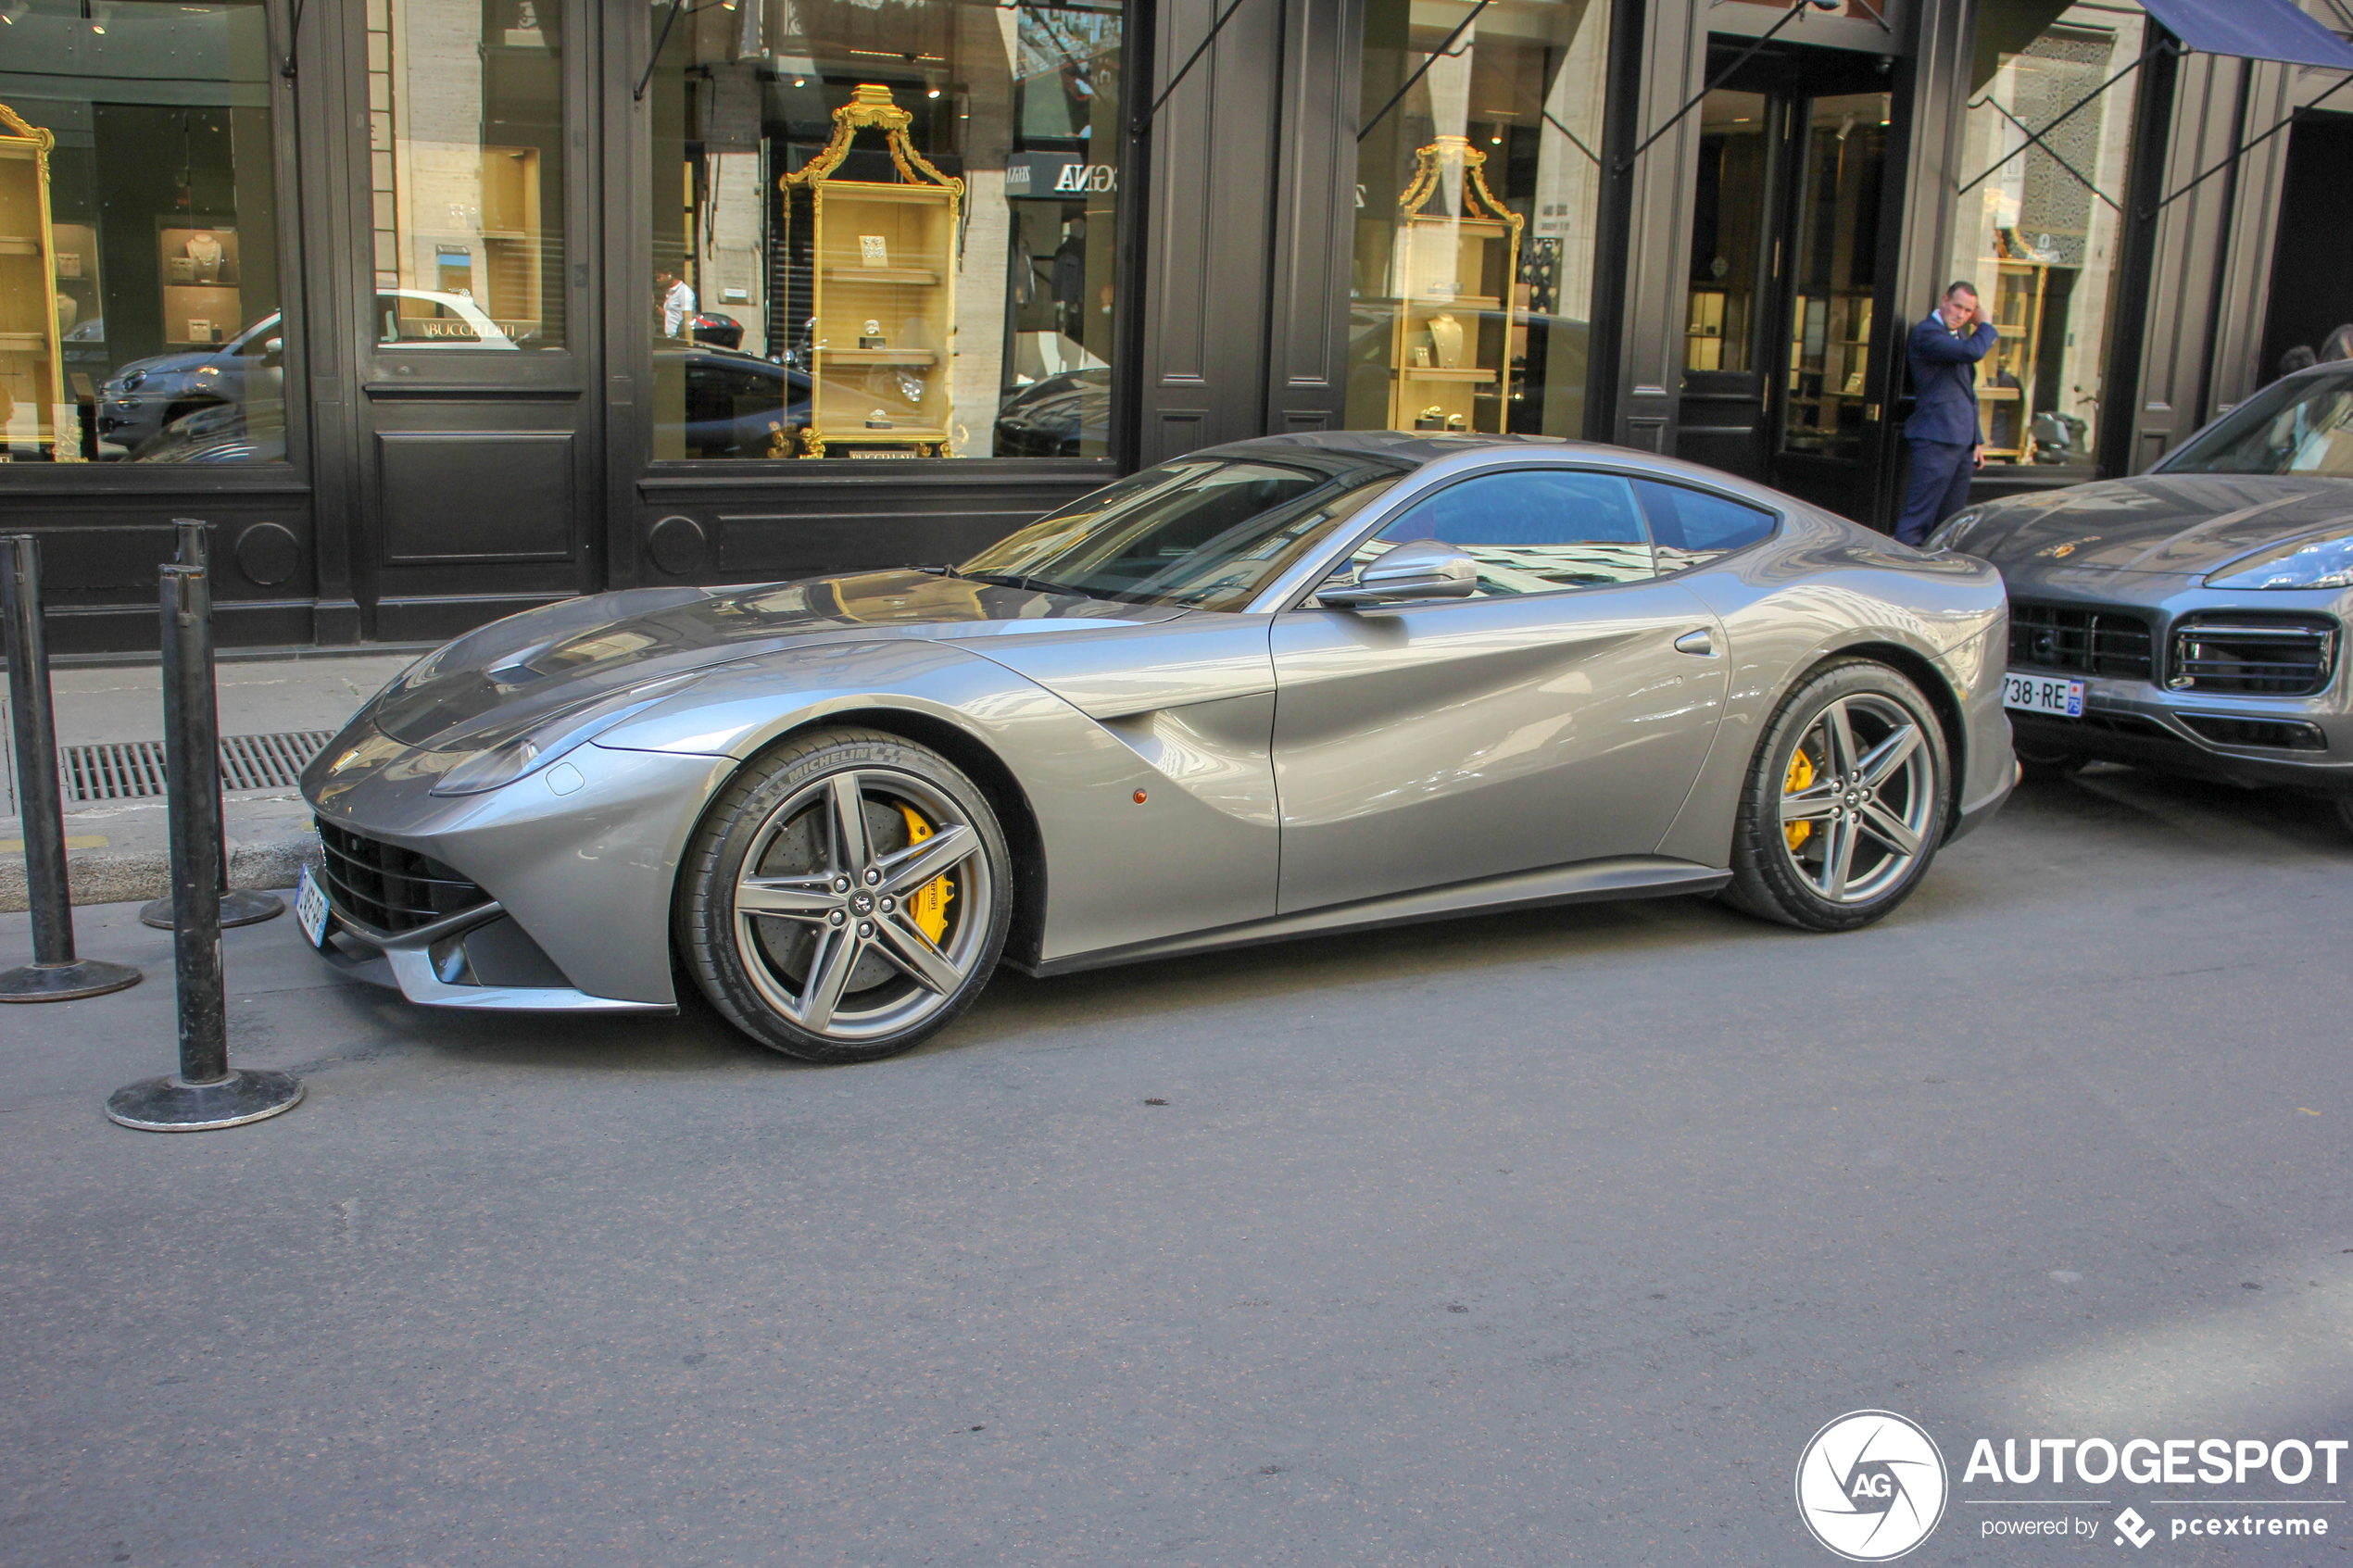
[299,433,2015,1061]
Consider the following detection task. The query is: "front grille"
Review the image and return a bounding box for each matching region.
[2008,601,2155,681]
[2169,615,2336,696]
[2178,714,2329,751]
[315,821,489,934]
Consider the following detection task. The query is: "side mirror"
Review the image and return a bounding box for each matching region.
[1315,539,1479,608]
[262,336,283,359]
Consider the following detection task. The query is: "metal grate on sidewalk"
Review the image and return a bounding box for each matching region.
[57,730,336,804]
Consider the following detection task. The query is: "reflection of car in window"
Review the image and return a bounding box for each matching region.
[656,347,812,459]
[993,367,1108,458]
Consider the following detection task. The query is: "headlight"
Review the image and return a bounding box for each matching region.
[113,369,148,393]
[2205,531,2353,590]
[1925,509,1985,552]
[428,672,704,797]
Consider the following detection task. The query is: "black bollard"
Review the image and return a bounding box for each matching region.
[1,534,141,1003]
[106,565,301,1132]
[140,518,283,931]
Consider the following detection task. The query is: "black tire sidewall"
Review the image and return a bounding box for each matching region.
[678,728,1013,1063]
[1726,659,1953,932]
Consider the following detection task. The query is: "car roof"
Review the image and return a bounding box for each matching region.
[1193,430,1810,511]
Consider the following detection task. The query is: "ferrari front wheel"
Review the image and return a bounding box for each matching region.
[678,728,1012,1063]
[1723,659,1952,933]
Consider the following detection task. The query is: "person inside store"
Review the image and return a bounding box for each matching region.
[656,270,698,340]
[2276,345,2319,383]
[1894,280,1999,546]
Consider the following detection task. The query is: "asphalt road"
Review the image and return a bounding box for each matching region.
[3,765,2350,1568]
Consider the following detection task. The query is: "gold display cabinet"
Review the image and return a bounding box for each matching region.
[1386,137,1522,434]
[0,103,76,461]
[1977,259,2047,462]
[782,85,963,458]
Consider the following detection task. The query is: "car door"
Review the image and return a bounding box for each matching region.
[1270,465,1730,914]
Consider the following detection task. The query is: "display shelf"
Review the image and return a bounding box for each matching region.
[824,266,940,286]
[1977,259,2047,462]
[781,85,963,458]
[825,347,939,366]
[1382,137,1522,435]
[0,101,73,460]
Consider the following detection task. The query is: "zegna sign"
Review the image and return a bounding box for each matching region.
[1005,154,1117,195]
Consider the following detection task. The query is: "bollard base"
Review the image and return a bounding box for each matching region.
[105,1068,304,1132]
[138,889,286,931]
[0,958,143,1003]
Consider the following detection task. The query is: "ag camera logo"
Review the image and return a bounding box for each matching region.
[1796,1411,1950,1561]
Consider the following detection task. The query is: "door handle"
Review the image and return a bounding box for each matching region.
[1673,629,1716,657]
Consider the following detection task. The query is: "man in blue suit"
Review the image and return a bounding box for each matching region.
[1894,281,1999,545]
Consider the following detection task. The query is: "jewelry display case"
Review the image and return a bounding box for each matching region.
[1976,257,2047,462]
[0,102,75,460]
[781,85,963,458]
[1385,136,1522,434]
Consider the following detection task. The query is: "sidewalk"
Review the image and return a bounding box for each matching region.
[2,651,418,910]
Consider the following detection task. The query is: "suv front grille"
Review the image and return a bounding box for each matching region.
[315,821,490,934]
[2169,615,2337,696]
[2008,601,2155,681]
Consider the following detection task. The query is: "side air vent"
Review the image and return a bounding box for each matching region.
[2169,615,2336,697]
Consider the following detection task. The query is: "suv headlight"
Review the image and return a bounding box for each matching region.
[428,672,704,797]
[2205,531,2353,590]
[1926,509,1985,552]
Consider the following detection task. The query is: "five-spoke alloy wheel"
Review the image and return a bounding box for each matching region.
[1724,659,1952,932]
[679,728,1013,1062]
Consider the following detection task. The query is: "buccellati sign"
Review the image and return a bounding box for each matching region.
[1795,1411,1952,1561]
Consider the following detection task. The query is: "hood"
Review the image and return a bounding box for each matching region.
[106,349,220,390]
[367,571,1181,751]
[1967,474,2353,576]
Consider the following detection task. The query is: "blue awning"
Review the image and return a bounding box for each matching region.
[2139,0,2353,71]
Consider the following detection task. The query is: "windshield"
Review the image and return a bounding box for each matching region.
[959,459,1402,610]
[2161,370,2353,478]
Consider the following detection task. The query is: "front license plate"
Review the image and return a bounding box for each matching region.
[296,863,333,950]
[2002,671,2086,718]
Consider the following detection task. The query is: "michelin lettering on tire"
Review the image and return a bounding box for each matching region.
[1795,1410,1949,1561]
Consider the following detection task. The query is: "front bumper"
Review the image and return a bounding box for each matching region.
[305,730,737,1010]
[2011,702,2353,794]
[314,896,673,1014]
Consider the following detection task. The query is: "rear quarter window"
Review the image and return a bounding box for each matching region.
[1631,479,1778,571]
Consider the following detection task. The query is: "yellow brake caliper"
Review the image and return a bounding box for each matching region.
[1783,748,1816,852]
[896,805,954,943]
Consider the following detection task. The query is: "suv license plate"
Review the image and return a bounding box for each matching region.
[2002,671,2086,718]
[296,864,333,949]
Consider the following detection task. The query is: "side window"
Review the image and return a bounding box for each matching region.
[1347,469,1655,596]
[1631,479,1778,572]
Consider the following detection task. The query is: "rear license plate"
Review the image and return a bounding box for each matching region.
[296,863,333,949]
[2002,671,2086,718]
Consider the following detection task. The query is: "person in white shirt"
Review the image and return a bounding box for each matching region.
[657,271,697,339]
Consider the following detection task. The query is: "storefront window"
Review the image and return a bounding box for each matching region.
[370,0,568,350]
[1948,0,2146,474]
[0,0,283,462]
[1349,0,1613,438]
[645,0,1123,461]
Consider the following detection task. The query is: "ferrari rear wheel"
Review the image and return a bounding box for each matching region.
[678,727,1012,1064]
[1723,659,1952,932]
